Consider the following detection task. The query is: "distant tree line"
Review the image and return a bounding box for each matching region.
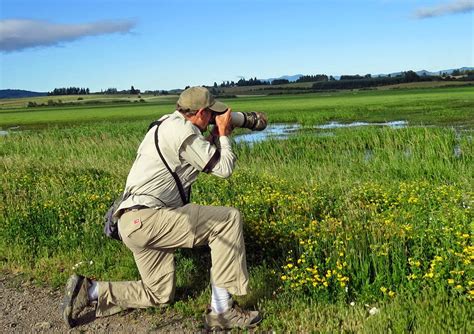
[271,79,290,85]
[217,81,235,88]
[144,90,169,95]
[340,74,372,80]
[296,74,334,83]
[312,71,437,90]
[214,69,473,92]
[218,78,270,88]
[236,77,268,86]
[451,69,474,76]
[99,86,141,95]
[49,87,90,95]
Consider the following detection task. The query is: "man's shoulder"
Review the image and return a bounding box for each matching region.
[164,111,200,135]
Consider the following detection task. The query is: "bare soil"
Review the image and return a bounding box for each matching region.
[0,272,202,333]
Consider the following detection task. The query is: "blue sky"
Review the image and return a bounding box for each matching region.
[0,0,473,92]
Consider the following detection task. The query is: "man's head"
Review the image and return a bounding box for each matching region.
[177,86,228,131]
[177,86,227,114]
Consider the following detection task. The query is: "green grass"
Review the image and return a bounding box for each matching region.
[0,93,178,109]
[0,87,473,332]
[1,86,473,129]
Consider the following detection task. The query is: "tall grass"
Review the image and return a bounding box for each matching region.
[0,89,472,331]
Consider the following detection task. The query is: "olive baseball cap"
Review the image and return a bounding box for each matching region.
[177,86,228,113]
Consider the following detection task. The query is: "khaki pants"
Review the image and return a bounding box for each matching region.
[96,204,249,317]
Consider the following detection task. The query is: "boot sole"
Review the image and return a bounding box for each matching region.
[59,274,84,328]
[204,314,262,331]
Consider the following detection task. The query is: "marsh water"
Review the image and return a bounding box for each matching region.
[233,120,468,159]
[1,121,468,158]
[233,121,408,144]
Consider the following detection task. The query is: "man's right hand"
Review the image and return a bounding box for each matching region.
[215,109,233,137]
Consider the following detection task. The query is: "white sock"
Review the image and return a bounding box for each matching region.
[88,280,98,301]
[211,284,231,314]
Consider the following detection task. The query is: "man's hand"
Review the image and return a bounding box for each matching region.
[215,109,233,137]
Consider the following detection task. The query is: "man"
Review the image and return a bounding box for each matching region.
[60,86,261,330]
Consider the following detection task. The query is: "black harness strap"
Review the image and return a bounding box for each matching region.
[202,149,221,173]
[151,120,190,205]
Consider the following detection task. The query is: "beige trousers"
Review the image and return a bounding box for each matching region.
[96,204,249,317]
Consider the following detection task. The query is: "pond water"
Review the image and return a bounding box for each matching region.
[233,123,301,144]
[315,120,407,129]
[234,120,408,144]
[233,120,467,159]
[0,126,21,136]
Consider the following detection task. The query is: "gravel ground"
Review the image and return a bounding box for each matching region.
[0,272,203,333]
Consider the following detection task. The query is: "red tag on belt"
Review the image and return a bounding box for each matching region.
[133,218,141,225]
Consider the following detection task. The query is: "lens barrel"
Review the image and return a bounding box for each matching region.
[210,111,267,131]
[228,111,268,131]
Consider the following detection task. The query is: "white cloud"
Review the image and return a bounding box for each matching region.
[414,0,474,19]
[0,19,136,52]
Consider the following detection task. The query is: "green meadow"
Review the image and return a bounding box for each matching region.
[1,86,473,332]
[1,86,473,128]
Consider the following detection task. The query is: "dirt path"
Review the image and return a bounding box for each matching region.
[0,272,202,333]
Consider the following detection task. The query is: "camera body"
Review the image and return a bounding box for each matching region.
[211,111,268,131]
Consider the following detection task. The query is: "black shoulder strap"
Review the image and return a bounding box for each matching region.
[151,121,189,205]
[148,120,162,132]
[202,149,221,173]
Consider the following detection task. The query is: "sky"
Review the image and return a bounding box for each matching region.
[0,0,473,92]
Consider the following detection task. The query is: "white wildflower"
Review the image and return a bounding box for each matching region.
[369,307,379,316]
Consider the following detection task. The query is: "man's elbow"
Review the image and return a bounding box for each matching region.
[216,169,233,179]
[222,170,234,179]
[209,166,234,179]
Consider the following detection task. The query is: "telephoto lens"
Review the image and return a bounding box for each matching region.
[225,112,268,131]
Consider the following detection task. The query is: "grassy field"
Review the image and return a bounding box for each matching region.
[1,86,474,129]
[0,86,473,332]
[0,94,178,109]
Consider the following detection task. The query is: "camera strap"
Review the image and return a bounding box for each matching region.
[149,119,190,205]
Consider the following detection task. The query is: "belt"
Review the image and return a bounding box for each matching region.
[123,205,149,214]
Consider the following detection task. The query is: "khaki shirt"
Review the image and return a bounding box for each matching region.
[116,111,236,213]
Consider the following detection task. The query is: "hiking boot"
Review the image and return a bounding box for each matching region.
[60,274,92,328]
[204,299,262,330]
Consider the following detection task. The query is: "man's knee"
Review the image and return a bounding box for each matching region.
[143,271,176,305]
[227,207,242,223]
[227,207,244,231]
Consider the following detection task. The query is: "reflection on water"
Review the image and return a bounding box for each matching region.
[234,120,408,144]
[0,126,21,136]
[315,120,407,129]
[234,124,300,144]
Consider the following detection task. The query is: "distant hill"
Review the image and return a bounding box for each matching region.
[375,67,474,78]
[0,89,48,99]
